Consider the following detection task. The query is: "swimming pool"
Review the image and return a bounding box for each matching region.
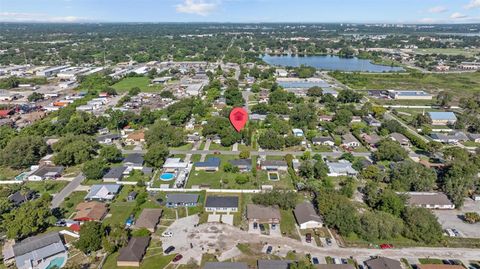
[46,257,65,269]
[160,173,175,181]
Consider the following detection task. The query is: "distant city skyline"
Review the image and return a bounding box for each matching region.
[0,0,480,24]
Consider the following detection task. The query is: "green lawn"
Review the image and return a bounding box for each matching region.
[0,166,22,180]
[331,71,480,101]
[103,251,175,269]
[418,258,444,264]
[112,77,164,93]
[414,48,480,57]
[24,181,69,195]
[280,209,300,240]
[208,143,232,151]
[103,202,136,226]
[169,143,194,151]
[60,191,88,218]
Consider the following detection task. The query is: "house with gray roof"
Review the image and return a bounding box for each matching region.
[389,132,410,147]
[27,166,64,181]
[13,232,67,269]
[8,190,36,207]
[258,260,294,269]
[468,133,480,143]
[205,196,239,213]
[294,201,323,229]
[85,184,121,201]
[203,262,248,269]
[123,153,144,169]
[365,257,402,269]
[404,192,455,210]
[117,236,150,267]
[195,157,221,172]
[166,193,199,208]
[246,204,281,224]
[229,159,252,172]
[103,166,127,182]
[341,133,360,148]
[326,160,358,177]
[260,160,288,171]
[431,131,469,144]
[96,133,121,145]
[312,136,335,146]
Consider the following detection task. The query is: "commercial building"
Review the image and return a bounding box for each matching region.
[404,192,455,210]
[428,112,457,126]
[388,90,432,100]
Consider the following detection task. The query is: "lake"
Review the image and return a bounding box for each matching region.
[262,54,404,72]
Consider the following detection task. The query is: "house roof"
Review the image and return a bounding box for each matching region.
[205,196,239,208]
[203,262,248,269]
[428,112,457,121]
[13,232,66,268]
[365,257,402,269]
[74,201,108,221]
[166,194,199,204]
[85,184,121,200]
[30,166,64,178]
[103,166,127,180]
[8,190,36,206]
[195,157,221,168]
[431,132,469,142]
[260,160,288,167]
[229,159,252,167]
[362,133,381,144]
[405,192,454,207]
[342,133,359,144]
[117,236,150,262]
[316,265,356,269]
[327,161,358,175]
[312,136,334,143]
[247,204,281,220]
[389,132,409,143]
[257,260,294,269]
[126,131,145,141]
[133,208,163,230]
[96,133,121,142]
[294,202,323,225]
[468,133,480,140]
[124,154,144,165]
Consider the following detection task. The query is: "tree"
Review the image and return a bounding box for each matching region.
[53,135,99,166]
[437,91,453,107]
[102,224,129,253]
[258,130,284,150]
[359,211,404,241]
[223,162,239,173]
[337,89,362,103]
[317,191,359,235]
[403,207,443,244]
[76,221,103,253]
[82,159,107,180]
[374,139,408,162]
[128,87,141,96]
[298,161,314,179]
[99,145,122,163]
[239,150,250,159]
[464,212,480,224]
[307,86,323,97]
[376,190,405,217]
[145,120,185,147]
[313,159,329,178]
[252,190,297,210]
[360,165,384,182]
[0,135,48,169]
[390,161,437,191]
[235,174,249,185]
[144,143,169,168]
[441,161,477,208]
[28,92,44,102]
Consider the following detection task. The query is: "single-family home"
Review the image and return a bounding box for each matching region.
[292,128,304,137]
[73,201,108,221]
[246,204,281,224]
[365,116,382,127]
[203,262,248,269]
[13,232,67,269]
[125,130,145,145]
[124,154,144,169]
[294,202,323,229]
[39,154,55,166]
[365,257,402,269]
[8,190,36,207]
[229,159,252,172]
[258,260,294,269]
[127,191,137,201]
[319,115,333,122]
[361,133,382,148]
[326,160,358,177]
[96,133,121,145]
[205,196,239,213]
[312,136,335,147]
[260,160,288,171]
[163,158,188,170]
[133,208,163,232]
[27,166,64,181]
[166,193,199,208]
[404,192,455,210]
[85,184,121,201]
[431,132,469,144]
[468,133,480,143]
[341,133,360,148]
[103,166,127,182]
[428,112,457,126]
[195,157,221,172]
[117,237,150,267]
[389,132,410,147]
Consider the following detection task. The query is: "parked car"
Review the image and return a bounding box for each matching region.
[326,238,332,246]
[452,229,461,237]
[443,260,452,265]
[266,245,273,254]
[253,222,258,229]
[172,254,183,262]
[271,224,276,230]
[341,258,348,264]
[164,246,175,254]
[333,258,342,264]
[445,229,456,237]
[380,244,393,249]
[259,224,265,232]
[306,233,312,243]
[358,265,364,269]
[162,231,173,237]
[312,257,319,264]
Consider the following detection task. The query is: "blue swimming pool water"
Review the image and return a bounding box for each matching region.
[160,173,175,181]
[46,257,65,269]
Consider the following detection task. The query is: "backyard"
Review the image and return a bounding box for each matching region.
[112,77,164,93]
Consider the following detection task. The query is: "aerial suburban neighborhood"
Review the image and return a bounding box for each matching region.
[1,1,480,269]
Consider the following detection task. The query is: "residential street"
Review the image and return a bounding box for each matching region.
[50,173,85,209]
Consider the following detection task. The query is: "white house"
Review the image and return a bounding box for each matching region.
[404,192,455,210]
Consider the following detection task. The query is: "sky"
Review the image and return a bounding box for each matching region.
[0,0,479,23]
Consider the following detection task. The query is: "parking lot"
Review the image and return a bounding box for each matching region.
[434,199,480,238]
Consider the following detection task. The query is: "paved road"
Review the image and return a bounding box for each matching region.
[50,173,85,209]
[384,111,430,143]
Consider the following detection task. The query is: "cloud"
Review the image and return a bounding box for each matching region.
[0,12,89,22]
[175,0,218,16]
[450,12,468,19]
[465,0,480,9]
[427,6,448,13]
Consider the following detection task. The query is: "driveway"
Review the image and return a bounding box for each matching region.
[434,199,480,238]
[50,173,85,209]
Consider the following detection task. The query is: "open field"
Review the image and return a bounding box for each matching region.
[414,48,480,57]
[330,71,480,101]
[112,77,164,93]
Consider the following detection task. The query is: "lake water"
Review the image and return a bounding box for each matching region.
[262,55,404,72]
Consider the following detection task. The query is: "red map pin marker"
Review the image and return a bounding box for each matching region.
[229,107,248,132]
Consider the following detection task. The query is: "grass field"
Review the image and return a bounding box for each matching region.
[0,166,22,180]
[414,48,480,57]
[60,191,88,218]
[280,209,300,240]
[103,251,174,269]
[112,77,164,93]
[330,71,480,101]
